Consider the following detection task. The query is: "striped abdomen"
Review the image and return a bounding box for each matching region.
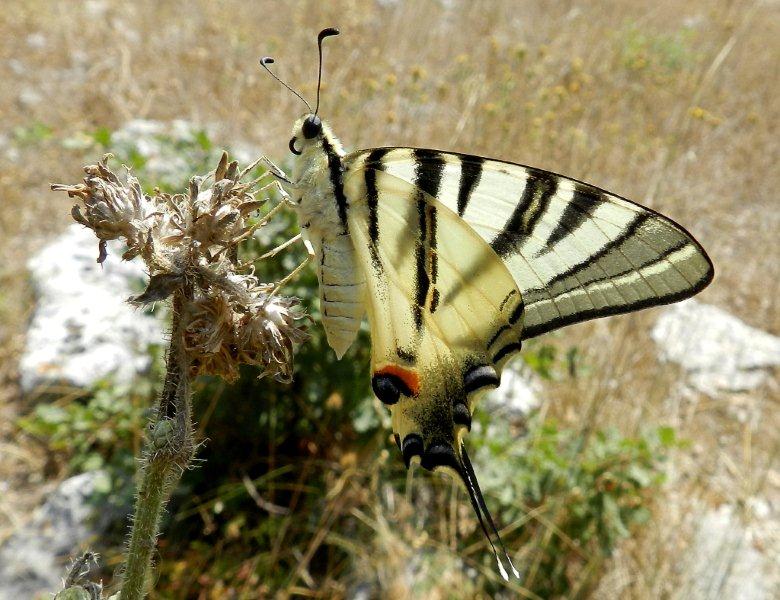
[316,233,366,358]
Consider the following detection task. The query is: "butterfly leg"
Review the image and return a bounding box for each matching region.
[258,156,295,187]
[251,181,297,227]
[204,181,295,266]
[267,237,315,297]
[260,233,302,260]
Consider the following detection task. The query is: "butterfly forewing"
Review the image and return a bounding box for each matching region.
[351,148,714,340]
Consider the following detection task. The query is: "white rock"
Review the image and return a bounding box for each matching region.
[652,299,780,395]
[484,362,542,418]
[681,502,777,600]
[20,224,165,391]
[0,472,112,599]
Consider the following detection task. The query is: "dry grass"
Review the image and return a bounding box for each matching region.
[1,0,778,597]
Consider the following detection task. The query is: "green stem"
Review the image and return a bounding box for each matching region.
[121,292,193,599]
[121,457,176,599]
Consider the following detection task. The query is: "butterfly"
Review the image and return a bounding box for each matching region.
[259,28,714,579]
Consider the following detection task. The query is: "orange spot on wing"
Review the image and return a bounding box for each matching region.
[375,365,420,397]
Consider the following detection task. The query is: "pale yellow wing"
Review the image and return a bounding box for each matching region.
[343,165,523,578]
[347,148,714,339]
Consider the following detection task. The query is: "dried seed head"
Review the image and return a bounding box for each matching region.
[53,151,307,383]
[183,291,308,383]
[53,155,152,262]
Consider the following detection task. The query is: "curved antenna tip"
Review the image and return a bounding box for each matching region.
[319,27,340,40]
[314,27,340,115]
[260,56,274,65]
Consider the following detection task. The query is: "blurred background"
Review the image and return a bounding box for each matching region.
[0,0,778,598]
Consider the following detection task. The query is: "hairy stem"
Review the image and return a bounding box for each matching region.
[121,292,194,600]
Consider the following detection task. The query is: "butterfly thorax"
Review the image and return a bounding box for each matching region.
[289,119,346,233]
[288,115,367,358]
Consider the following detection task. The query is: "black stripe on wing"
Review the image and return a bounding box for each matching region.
[413,149,445,197]
[490,170,558,258]
[413,196,429,330]
[543,182,600,247]
[457,155,484,216]
[543,212,650,289]
[322,137,349,233]
[365,148,390,272]
[412,149,445,330]
[428,204,440,313]
[522,242,711,338]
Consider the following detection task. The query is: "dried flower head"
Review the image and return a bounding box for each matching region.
[183,288,308,383]
[53,155,152,262]
[52,152,308,383]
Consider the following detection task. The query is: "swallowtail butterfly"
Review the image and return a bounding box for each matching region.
[260,28,713,579]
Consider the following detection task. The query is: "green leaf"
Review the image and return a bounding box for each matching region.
[626,464,652,487]
[657,426,677,447]
[13,121,53,144]
[34,403,68,425]
[92,470,113,494]
[81,453,105,471]
[602,494,629,539]
[194,129,213,151]
[91,126,112,147]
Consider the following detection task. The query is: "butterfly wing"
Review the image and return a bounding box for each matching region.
[338,146,712,578]
[342,160,524,577]
[349,148,714,340]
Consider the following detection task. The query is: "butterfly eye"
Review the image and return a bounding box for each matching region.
[302,115,322,139]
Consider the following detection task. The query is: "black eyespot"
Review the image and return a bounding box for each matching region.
[401,434,424,468]
[420,443,460,472]
[288,137,301,155]
[463,365,500,394]
[302,115,322,139]
[372,373,413,406]
[453,403,472,430]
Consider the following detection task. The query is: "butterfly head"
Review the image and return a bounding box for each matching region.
[289,114,321,155]
[288,113,342,157]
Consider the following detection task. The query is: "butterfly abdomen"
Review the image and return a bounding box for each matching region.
[288,122,367,358]
[315,233,367,359]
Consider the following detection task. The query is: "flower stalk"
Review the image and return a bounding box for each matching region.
[121,293,193,599]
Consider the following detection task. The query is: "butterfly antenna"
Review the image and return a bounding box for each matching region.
[259,56,313,113]
[314,27,340,115]
[460,442,520,580]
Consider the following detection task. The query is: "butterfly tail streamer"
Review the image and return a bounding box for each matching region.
[459,442,520,580]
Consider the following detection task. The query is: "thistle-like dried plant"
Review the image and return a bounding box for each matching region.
[51,151,308,599]
[53,152,308,382]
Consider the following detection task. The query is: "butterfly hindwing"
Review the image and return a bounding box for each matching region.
[343,158,525,451]
[341,150,527,578]
[350,148,714,340]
